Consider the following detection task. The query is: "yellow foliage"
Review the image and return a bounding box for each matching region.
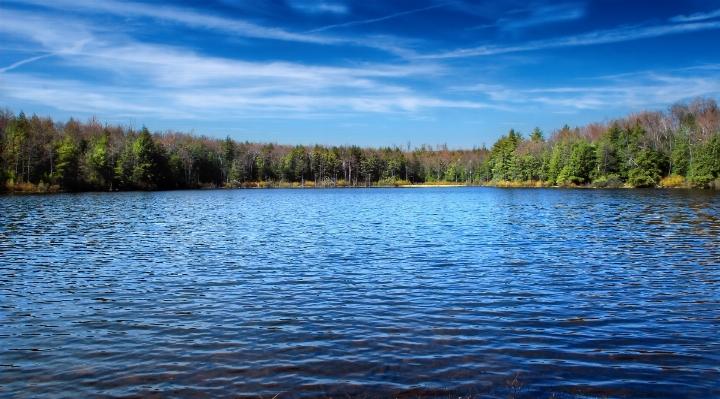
[5,182,40,192]
[660,175,686,188]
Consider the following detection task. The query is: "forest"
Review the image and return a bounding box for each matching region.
[1,97,719,192]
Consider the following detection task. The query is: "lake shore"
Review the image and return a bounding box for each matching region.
[3,180,719,194]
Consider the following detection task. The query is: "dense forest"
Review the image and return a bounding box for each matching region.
[1,97,719,192]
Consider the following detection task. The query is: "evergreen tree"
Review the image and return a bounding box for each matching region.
[530,127,545,142]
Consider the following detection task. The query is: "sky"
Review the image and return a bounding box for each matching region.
[1,0,720,148]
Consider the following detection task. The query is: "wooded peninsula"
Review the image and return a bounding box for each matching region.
[1,97,719,193]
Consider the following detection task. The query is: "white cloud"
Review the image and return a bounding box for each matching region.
[3,0,420,56]
[0,12,484,119]
[290,1,348,14]
[304,3,448,33]
[3,71,489,119]
[0,9,93,50]
[669,8,720,23]
[498,3,585,30]
[0,53,57,73]
[464,71,720,110]
[419,20,720,59]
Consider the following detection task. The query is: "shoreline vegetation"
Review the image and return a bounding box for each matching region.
[1,97,719,194]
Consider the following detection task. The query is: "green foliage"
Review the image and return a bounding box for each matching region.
[54,137,80,189]
[592,174,622,188]
[691,133,720,187]
[530,127,544,142]
[560,140,596,185]
[670,129,690,177]
[548,140,570,185]
[595,137,619,177]
[488,130,520,181]
[131,126,162,188]
[627,149,665,187]
[0,98,719,191]
[360,151,378,186]
[87,130,111,186]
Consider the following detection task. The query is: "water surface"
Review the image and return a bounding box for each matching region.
[1,188,719,398]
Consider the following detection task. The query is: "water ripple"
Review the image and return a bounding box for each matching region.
[1,188,719,398]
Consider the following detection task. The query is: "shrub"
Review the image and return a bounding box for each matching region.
[593,174,623,188]
[659,175,686,188]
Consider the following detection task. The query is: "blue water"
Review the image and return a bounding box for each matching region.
[1,188,719,398]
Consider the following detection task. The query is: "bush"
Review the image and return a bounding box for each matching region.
[593,174,623,188]
[659,175,686,188]
[691,174,715,188]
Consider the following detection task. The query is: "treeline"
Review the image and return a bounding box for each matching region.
[1,97,719,192]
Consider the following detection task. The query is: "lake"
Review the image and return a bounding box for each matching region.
[1,188,719,398]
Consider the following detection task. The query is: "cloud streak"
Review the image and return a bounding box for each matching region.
[0,53,57,73]
[669,8,720,23]
[5,0,340,45]
[0,11,485,118]
[4,0,430,58]
[304,3,448,33]
[462,71,720,110]
[290,1,348,14]
[498,3,585,30]
[419,20,720,58]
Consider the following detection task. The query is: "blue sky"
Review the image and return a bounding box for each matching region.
[1,0,720,147]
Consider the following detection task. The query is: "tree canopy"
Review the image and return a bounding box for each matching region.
[1,97,719,192]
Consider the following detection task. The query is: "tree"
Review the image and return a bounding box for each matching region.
[87,129,112,187]
[548,140,572,185]
[54,137,80,189]
[628,148,666,187]
[691,133,720,187]
[5,111,29,182]
[557,140,596,185]
[220,136,235,185]
[530,127,545,142]
[488,131,519,181]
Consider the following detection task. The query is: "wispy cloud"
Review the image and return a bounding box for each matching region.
[669,8,720,23]
[0,53,57,73]
[498,3,585,30]
[460,70,720,110]
[304,3,448,33]
[0,9,93,50]
[4,71,490,119]
[5,0,428,58]
[0,10,486,118]
[5,0,338,45]
[420,20,720,59]
[290,1,348,14]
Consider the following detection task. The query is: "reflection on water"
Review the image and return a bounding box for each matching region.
[1,188,719,398]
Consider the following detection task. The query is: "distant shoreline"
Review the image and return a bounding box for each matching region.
[3,98,719,193]
[4,181,718,195]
